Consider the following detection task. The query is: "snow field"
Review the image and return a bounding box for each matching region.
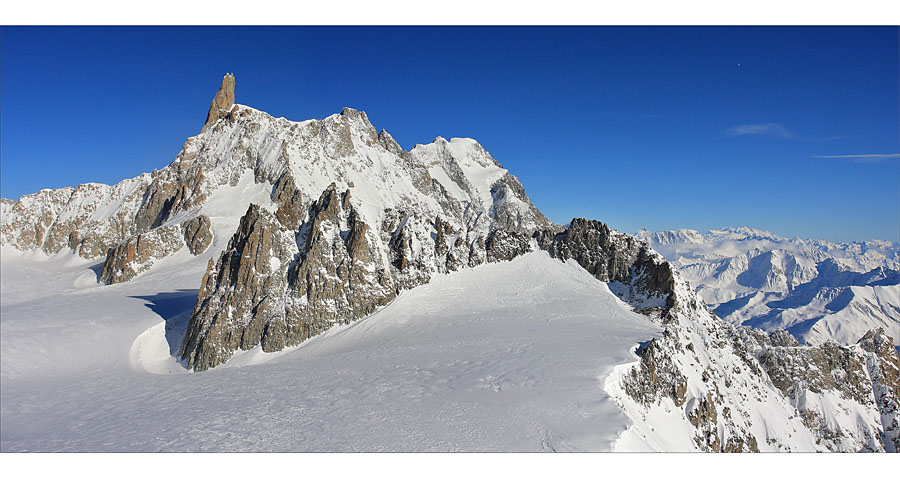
[1,250,660,451]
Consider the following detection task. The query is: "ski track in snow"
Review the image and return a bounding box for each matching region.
[0,248,660,451]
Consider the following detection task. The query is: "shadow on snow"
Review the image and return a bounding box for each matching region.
[129,289,198,360]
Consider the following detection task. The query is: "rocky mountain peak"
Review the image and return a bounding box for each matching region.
[203,73,236,130]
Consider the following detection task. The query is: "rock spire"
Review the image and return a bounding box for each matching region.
[203,73,236,130]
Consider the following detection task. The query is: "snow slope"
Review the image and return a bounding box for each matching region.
[0,249,660,451]
[638,227,900,345]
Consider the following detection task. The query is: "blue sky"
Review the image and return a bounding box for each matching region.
[1,26,898,242]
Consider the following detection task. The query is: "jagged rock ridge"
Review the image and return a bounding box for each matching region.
[181,185,398,371]
[99,215,212,285]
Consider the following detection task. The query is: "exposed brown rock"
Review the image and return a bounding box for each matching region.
[272,171,303,229]
[182,215,212,255]
[536,218,676,312]
[759,340,872,404]
[99,224,184,285]
[180,204,291,371]
[133,167,206,234]
[180,184,396,371]
[204,73,236,130]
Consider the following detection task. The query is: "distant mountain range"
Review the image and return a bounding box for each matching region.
[637,227,900,346]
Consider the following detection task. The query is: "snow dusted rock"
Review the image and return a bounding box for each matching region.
[536,219,676,316]
[539,219,648,282]
[533,221,826,450]
[99,214,213,285]
[0,179,153,259]
[756,339,882,450]
[180,204,296,371]
[182,215,213,255]
[99,224,183,285]
[132,164,207,234]
[181,169,545,370]
[271,171,303,229]
[607,268,793,451]
[858,328,900,451]
[180,175,546,371]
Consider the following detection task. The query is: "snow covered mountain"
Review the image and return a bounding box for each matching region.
[638,227,900,346]
[2,75,899,452]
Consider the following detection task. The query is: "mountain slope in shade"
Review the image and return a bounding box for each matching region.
[638,227,900,345]
[2,75,899,452]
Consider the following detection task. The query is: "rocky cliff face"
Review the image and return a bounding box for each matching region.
[99,215,212,285]
[204,73,236,130]
[0,178,153,259]
[858,328,900,451]
[180,203,297,371]
[536,218,676,315]
[177,160,552,369]
[181,184,399,371]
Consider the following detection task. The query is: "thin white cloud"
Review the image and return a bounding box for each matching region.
[812,153,900,164]
[726,123,795,139]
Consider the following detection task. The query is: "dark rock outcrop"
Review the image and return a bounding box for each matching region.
[133,166,206,234]
[183,215,213,255]
[204,73,236,130]
[538,219,641,281]
[485,229,532,263]
[536,218,676,314]
[180,184,397,371]
[180,204,293,371]
[275,185,395,348]
[99,215,214,284]
[99,224,184,285]
[271,171,302,229]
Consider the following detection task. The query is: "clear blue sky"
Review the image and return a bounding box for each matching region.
[1,26,898,242]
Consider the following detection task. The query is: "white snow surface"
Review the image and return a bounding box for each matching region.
[0,248,660,451]
[638,227,900,345]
